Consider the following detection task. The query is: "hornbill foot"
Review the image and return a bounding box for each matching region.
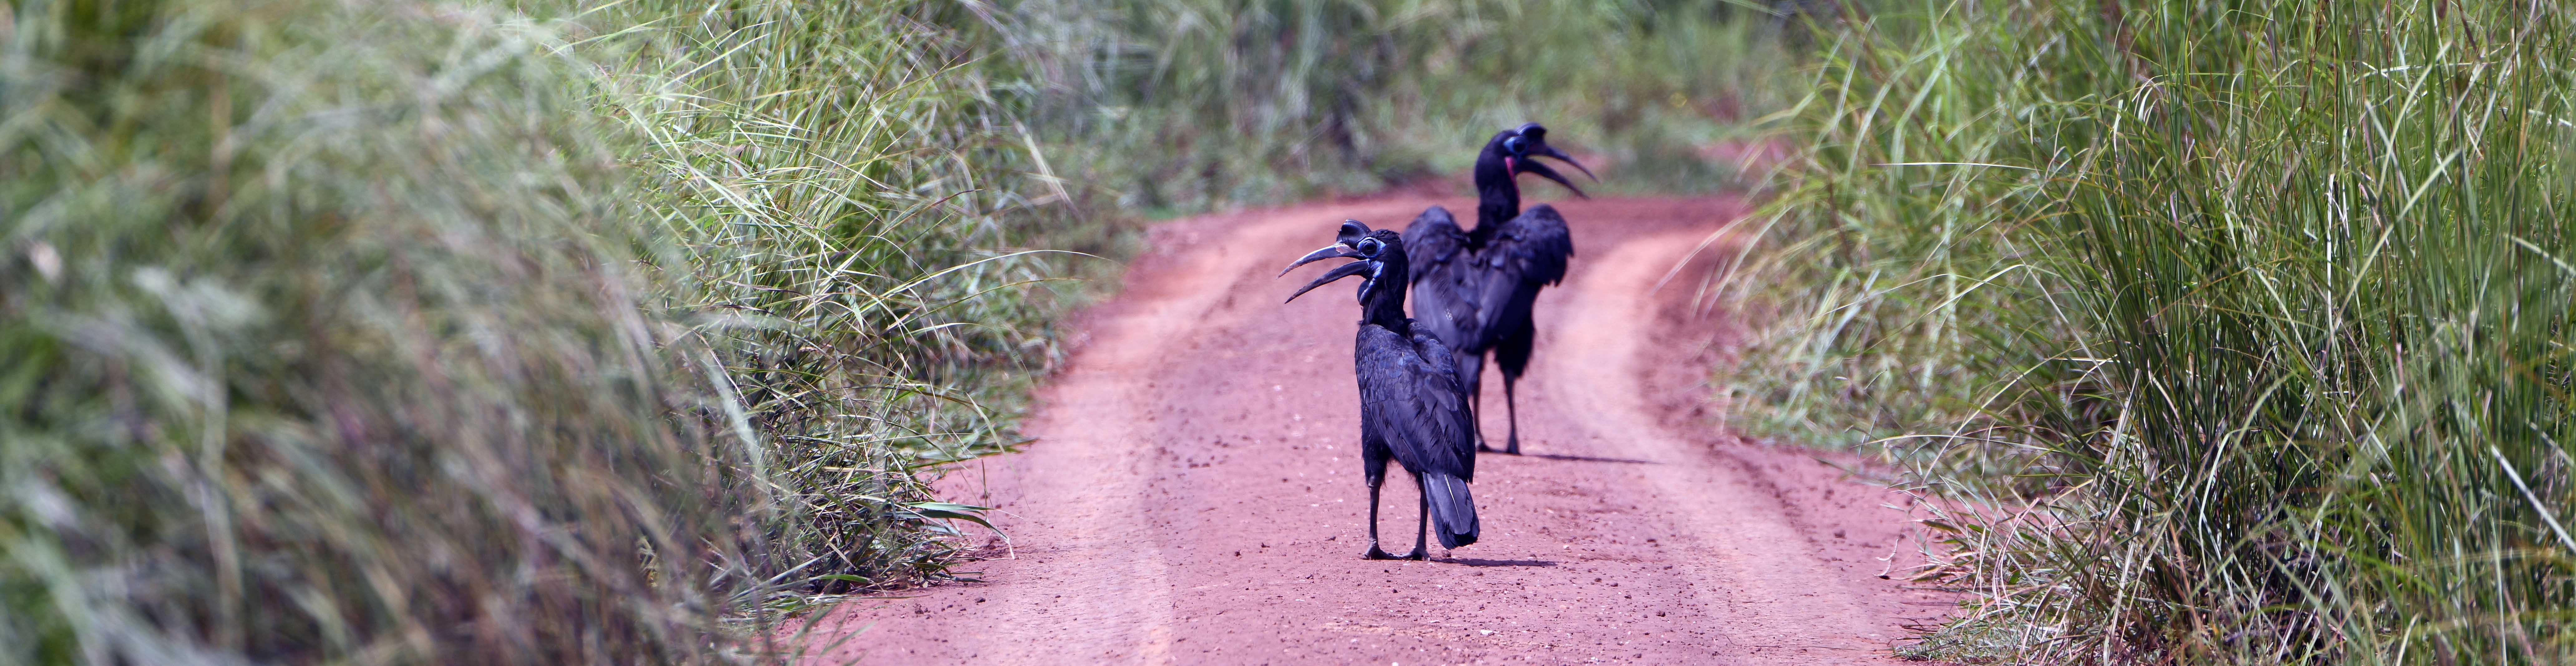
[1364,545,1406,560]
[1402,547,1431,561]
[1478,442,1524,455]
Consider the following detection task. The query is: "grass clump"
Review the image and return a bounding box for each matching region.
[1,0,1070,662]
[2,1,758,661]
[1732,0,2576,662]
[588,0,1075,596]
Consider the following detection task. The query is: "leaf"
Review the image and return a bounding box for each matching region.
[906,501,1003,536]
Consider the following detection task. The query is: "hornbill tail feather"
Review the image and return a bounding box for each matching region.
[1423,474,1479,549]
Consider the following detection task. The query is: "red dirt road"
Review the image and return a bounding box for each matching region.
[800,195,1956,664]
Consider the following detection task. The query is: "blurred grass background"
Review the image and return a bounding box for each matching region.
[969,0,1812,212]
[1721,0,2576,662]
[0,0,1811,663]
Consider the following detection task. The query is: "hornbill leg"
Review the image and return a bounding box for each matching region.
[1404,475,1431,560]
[1495,328,1536,455]
[1469,389,1490,452]
[1363,474,1399,559]
[1502,373,1523,456]
[1456,350,1494,452]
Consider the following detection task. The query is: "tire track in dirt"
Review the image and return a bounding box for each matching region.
[797,195,1955,664]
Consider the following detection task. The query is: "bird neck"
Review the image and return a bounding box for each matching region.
[1360,253,1412,331]
[1364,311,1412,337]
[1471,156,1519,244]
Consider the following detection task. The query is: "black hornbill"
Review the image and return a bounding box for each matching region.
[1281,220,1480,560]
[1403,123,1595,454]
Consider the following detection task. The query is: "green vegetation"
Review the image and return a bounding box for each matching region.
[2,0,1064,662]
[584,0,1073,593]
[983,0,1806,212]
[1729,0,2576,661]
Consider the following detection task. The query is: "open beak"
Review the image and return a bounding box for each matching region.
[1281,220,1383,302]
[1279,243,1360,277]
[1532,144,1598,182]
[1276,220,1377,277]
[1283,258,1376,303]
[1515,155,1591,199]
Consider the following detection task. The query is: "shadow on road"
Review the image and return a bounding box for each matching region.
[1495,451,1658,465]
[1441,558,1560,567]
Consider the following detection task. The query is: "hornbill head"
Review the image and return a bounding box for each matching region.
[1490,122,1597,198]
[1280,220,1400,305]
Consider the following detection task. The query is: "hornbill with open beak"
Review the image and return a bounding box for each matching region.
[1403,123,1595,454]
[1282,220,1480,559]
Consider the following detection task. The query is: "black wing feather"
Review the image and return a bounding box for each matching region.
[1354,326,1476,481]
[1469,204,1574,348]
[1489,204,1575,287]
[1402,206,1488,355]
[1401,206,1469,285]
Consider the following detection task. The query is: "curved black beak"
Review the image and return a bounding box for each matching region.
[1279,243,1360,277]
[1281,219,1383,303]
[1276,220,1376,277]
[1529,143,1598,182]
[1516,155,1590,199]
[1283,259,1376,303]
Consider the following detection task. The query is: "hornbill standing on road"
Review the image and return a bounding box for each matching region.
[1404,123,1596,454]
[1282,220,1480,559]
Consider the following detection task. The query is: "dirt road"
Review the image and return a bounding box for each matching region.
[799,195,1955,664]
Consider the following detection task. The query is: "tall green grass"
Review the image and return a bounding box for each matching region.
[1,0,1067,662]
[586,0,1073,596]
[1733,0,2576,661]
[978,0,1808,213]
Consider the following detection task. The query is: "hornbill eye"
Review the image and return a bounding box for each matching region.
[1356,237,1385,256]
[1502,136,1529,156]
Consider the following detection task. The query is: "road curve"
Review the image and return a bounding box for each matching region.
[796,195,1956,664]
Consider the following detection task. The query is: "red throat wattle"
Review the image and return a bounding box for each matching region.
[1501,156,1516,178]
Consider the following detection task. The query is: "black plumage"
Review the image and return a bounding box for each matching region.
[1281,221,1479,559]
[1404,123,1594,454]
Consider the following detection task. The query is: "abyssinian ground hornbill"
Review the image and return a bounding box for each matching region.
[1405,123,1596,454]
[1281,220,1479,560]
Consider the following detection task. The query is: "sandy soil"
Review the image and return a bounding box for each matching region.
[794,194,1957,664]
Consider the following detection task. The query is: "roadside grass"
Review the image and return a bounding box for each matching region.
[2,0,1069,662]
[1727,0,2576,662]
[586,0,1081,598]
